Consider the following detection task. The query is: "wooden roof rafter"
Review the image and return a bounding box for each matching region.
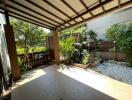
[42,0,77,23]
[0,7,53,30]
[98,0,105,12]
[56,0,113,29]
[1,3,56,27]
[118,0,121,7]
[9,0,62,26]
[60,0,84,20]
[60,0,132,31]
[79,0,94,17]
[10,14,53,30]
[0,0,131,31]
[25,0,71,26]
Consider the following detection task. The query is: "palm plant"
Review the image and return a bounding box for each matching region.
[59,37,75,64]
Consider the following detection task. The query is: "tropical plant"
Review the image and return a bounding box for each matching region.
[59,37,75,62]
[60,24,87,35]
[118,30,132,52]
[106,24,127,41]
[128,59,132,67]
[87,30,97,42]
[59,24,88,42]
[106,23,132,66]
[106,23,132,52]
[10,18,47,54]
[82,52,90,65]
[18,57,26,73]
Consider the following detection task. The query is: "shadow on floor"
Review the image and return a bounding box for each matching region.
[0,92,11,100]
[11,65,116,100]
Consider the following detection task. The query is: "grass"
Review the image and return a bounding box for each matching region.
[17,47,48,54]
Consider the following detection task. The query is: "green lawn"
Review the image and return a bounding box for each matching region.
[17,47,47,54]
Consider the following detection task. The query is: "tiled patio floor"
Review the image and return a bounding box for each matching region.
[11,64,132,100]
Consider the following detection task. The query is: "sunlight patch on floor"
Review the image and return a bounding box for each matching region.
[12,69,46,90]
[58,65,132,100]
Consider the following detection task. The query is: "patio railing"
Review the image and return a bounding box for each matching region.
[17,49,54,70]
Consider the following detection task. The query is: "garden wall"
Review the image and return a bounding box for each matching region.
[100,52,128,61]
[87,7,132,40]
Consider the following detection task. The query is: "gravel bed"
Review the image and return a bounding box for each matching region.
[92,61,132,85]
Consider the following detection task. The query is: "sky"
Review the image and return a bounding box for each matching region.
[43,28,50,34]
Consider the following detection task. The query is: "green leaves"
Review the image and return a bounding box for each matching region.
[82,52,90,65]
[118,30,132,53]
[60,25,88,37]
[10,17,47,52]
[17,47,47,54]
[59,37,75,59]
[106,23,132,53]
[106,24,127,41]
[87,30,97,41]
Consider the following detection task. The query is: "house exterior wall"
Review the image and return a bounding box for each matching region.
[87,7,132,40]
[0,13,11,80]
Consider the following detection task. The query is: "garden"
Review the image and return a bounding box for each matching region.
[59,23,132,85]
[11,16,132,85]
[11,18,50,73]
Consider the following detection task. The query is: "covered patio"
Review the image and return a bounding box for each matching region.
[12,65,132,100]
[0,0,132,100]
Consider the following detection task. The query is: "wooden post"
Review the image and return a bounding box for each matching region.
[4,25,21,81]
[53,31,60,64]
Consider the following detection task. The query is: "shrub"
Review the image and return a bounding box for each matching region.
[87,30,97,41]
[18,57,27,73]
[59,37,75,61]
[17,48,25,54]
[118,30,132,53]
[128,58,132,67]
[17,47,47,54]
[106,23,132,66]
[106,23,132,52]
[28,47,47,53]
[106,24,127,42]
[109,48,116,52]
[82,52,90,65]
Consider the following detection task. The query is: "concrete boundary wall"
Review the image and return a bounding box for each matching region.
[87,7,132,40]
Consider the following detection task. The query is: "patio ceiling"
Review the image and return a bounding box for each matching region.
[0,0,131,31]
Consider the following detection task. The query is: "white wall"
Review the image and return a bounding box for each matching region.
[0,13,11,80]
[87,7,132,40]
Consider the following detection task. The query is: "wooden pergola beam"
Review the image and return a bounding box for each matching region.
[118,0,121,7]
[79,0,94,17]
[10,0,61,25]
[60,0,131,31]
[0,0,130,31]
[0,7,54,29]
[98,0,105,12]
[56,0,112,29]
[10,15,52,29]
[25,0,71,26]
[42,0,77,23]
[60,0,84,20]
[0,10,51,29]
[0,2,56,28]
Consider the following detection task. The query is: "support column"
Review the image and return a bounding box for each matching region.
[4,25,21,81]
[2,1,20,81]
[53,31,60,64]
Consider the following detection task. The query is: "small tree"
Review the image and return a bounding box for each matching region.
[10,18,47,54]
[59,24,88,42]
[59,37,75,63]
[87,30,97,42]
[106,24,127,42]
[106,23,132,66]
